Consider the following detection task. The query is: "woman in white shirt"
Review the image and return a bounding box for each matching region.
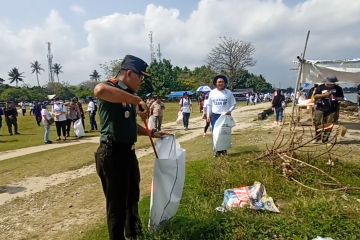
[206,75,236,127]
[206,75,236,156]
[52,98,67,140]
[41,104,52,144]
[179,92,192,130]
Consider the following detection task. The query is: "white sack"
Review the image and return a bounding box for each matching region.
[148,115,156,130]
[176,111,183,125]
[212,115,236,152]
[73,119,85,137]
[149,135,186,230]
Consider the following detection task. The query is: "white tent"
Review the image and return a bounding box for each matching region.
[301,59,360,84]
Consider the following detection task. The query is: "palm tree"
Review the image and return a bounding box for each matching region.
[89,70,101,81]
[52,63,63,83]
[8,67,25,87]
[30,60,44,87]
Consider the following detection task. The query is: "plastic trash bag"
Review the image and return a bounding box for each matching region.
[73,119,85,137]
[148,115,156,130]
[176,111,183,125]
[216,181,280,213]
[212,115,236,151]
[149,135,186,230]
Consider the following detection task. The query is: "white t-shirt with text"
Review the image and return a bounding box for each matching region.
[207,88,236,115]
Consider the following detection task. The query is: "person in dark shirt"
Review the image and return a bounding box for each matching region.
[94,55,167,240]
[33,102,42,126]
[4,101,20,135]
[271,89,286,125]
[313,76,344,143]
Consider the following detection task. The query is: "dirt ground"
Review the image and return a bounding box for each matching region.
[0,103,359,240]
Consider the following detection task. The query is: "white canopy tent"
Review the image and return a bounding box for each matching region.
[301,59,360,84]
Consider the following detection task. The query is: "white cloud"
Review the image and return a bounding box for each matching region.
[1,0,360,88]
[70,5,86,16]
[0,10,79,86]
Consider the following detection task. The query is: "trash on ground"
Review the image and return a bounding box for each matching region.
[216,181,280,213]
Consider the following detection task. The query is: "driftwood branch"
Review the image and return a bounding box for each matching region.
[255,123,359,192]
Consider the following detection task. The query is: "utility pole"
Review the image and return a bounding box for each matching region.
[46,42,55,93]
[149,31,155,63]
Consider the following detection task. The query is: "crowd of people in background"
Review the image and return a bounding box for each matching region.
[0,97,97,144]
[0,81,358,147]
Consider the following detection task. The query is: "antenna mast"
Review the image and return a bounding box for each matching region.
[157,43,162,61]
[46,42,54,84]
[149,31,155,63]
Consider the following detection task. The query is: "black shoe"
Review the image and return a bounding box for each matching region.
[9,133,13,135]
[45,141,52,144]
[15,132,20,135]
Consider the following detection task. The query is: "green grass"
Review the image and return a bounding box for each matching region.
[78,129,360,240]
[0,143,98,185]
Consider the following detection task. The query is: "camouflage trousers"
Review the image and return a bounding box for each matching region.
[313,110,337,142]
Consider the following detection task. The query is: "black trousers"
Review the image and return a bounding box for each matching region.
[5,118,18,134]
[66,118,78,136]
[90,112,98,130]
[95,142,141,240]
[35,115,42,126]
[55,120,67,137]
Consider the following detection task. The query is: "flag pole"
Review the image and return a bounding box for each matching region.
[290,30,310,129]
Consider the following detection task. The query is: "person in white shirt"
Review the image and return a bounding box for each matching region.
[179,92,192,130]
[206,75,236,156]
[87,97,98,131]
[41,104,53,144]
[52,98,67,140]
[150,96,165,131]
[21,102,27,116]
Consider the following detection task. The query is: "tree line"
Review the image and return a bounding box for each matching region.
[0,37,274,102]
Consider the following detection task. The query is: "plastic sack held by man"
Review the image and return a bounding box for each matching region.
[148,135,186,230]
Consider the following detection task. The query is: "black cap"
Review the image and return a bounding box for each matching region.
[121,55,150,77]
[324,76,338,84]
[213,75,228,86]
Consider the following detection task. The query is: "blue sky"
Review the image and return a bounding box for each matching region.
[0,0,359,88]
